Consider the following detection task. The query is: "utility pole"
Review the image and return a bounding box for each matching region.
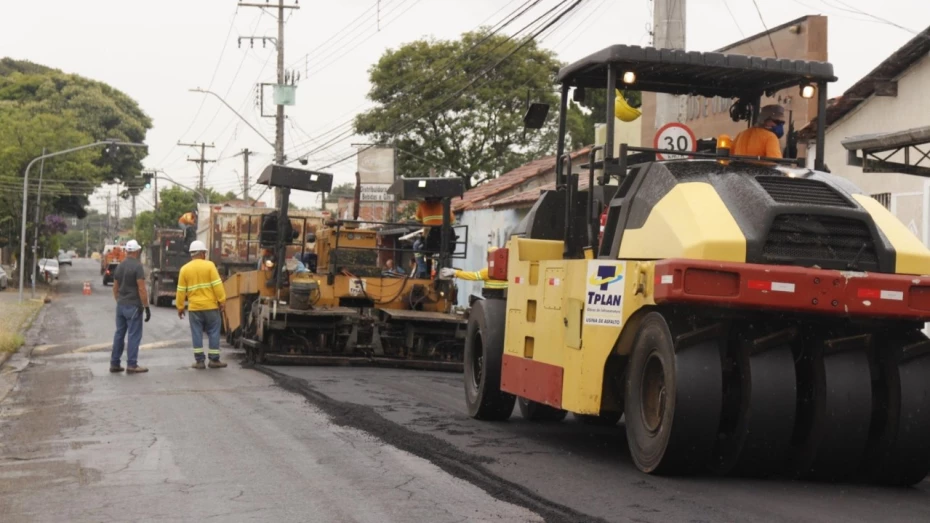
[239,0,299,289]
[30,148,46,299]
[115,184,121,237]
[239,0,299,208]
[153,170,159,209]
[106,192,111,241]
[131,193,137,223]
[654,0,686,129]
[177,141,216,191]
[234,148,255,203]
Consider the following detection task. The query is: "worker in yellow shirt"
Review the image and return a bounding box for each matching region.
[439,247,508,297]
[176,240,228,369]
[732,104,785,160]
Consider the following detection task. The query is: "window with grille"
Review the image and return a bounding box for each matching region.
[871,192,891,209]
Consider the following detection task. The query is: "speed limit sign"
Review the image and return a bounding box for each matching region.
[654,122,697,160]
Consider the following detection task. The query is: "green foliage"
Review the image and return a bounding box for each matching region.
[133,210,155,247]
[355,30,562,190]
[326,182,356,202]
[152,186,199,229]
[0,57,151,266]
[566,88,641,150]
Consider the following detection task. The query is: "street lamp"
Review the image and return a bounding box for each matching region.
[18,139,148,302]
[149,169,209,204]
[189,88,274,148]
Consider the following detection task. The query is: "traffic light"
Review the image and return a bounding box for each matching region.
[105,143,119,159]
[143,172,153,189]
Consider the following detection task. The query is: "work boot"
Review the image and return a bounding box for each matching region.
[109,365,125,373]
[126,365,149,374]
[191,361,206,370]
[208,360,228,369]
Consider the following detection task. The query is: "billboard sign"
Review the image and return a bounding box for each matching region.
[360,183,394,202]
[357,146,395,185]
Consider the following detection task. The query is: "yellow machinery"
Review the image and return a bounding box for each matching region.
[224,165,467,370]
[465,44,930,485]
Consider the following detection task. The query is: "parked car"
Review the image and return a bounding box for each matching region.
[0,266,8,290]
[58,251,73,266]
[38,258,60,280]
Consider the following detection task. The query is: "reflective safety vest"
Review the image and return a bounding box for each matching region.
[415,201,454,226]
[454,267,507,289]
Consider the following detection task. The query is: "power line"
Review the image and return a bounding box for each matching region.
[824,0,919,34]
[286,0,565,164]
[281,0,543,160]
[153,6,241,168]
[312,0,586,172]
[750,0,778,58]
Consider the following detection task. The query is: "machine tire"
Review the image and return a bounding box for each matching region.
[574,412,622,427]
[624,311,723,475]
[518,397,567,421]
[864,333,930,486]
[149,283,155,306]
[464,299,515,421]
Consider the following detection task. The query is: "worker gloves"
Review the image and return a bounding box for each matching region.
[439,268,456,279]
[143,306,151,322]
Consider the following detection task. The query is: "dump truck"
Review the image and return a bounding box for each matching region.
[464,44,930,486]
[223,165,468,370]
[101,245,126,286]
[148,228,187,307]
[196,202,326,278]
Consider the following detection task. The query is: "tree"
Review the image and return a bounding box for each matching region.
[326,182,355,203]
[566,89,641,150]
[355,31,562,190]
[0,58,151,268]
[133,210,155,247]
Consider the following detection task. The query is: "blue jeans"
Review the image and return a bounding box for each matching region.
[189,309,222,362]
[111,304,143,367]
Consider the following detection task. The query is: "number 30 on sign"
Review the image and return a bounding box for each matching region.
[653,122,697,161]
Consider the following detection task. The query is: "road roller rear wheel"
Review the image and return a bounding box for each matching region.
[624,312,723,475]
[464,299,515,421]
[864,333,930,486]
[712,328,797,477]
[790,335,872,480]
[518,398,567,422]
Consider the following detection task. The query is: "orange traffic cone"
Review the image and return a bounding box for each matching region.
[83,281,91,295]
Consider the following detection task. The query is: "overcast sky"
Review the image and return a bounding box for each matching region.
[1,0,926,215]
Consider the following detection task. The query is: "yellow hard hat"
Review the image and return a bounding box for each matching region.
[488,246,498,253]
[615,90,642,122]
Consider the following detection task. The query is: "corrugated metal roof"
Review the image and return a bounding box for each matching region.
[842,126,930,152]
[453,147,591,212]
[800,25,930,139]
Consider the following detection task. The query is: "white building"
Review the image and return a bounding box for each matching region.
[803,25,930,242]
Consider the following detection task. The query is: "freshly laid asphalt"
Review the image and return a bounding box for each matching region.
[2,258,929,522]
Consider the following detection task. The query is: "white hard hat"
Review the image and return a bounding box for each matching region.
[189,240,208,253]
[125,240,141,252]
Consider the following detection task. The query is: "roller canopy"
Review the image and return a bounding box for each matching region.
[257,164,334,193]
[388,177,464,199]
[558,44,836,96]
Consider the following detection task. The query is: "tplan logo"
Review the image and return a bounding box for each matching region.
[589,265,623,290]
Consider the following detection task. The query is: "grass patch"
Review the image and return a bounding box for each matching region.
[0,300,43,353]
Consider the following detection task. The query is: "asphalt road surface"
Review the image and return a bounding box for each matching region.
[0,259,542,522]
[3,259,930,522]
